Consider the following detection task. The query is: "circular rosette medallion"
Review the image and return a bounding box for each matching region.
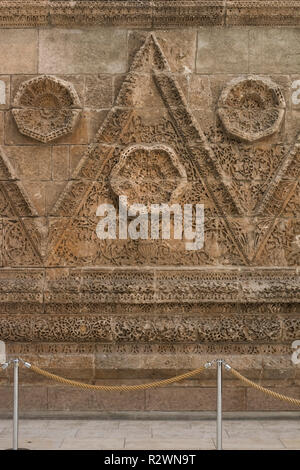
[110,144,187,211]
[12,75,81,143]
[218,76,286,143]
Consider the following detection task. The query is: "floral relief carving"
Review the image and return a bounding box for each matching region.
[12,75,82,143]
[217,76,286,143]
[110,143,187,210]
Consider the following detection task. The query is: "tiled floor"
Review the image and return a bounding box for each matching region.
[0,418,300,450]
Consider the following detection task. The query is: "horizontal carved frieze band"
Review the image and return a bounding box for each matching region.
[5,341,295,357]
[0,312,299,343]
[2,1,300,27]
[0,268,298,304]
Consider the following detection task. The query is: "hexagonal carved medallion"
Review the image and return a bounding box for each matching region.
[218,76,286,143]
[12,75,82,143]
[110,144,187,210]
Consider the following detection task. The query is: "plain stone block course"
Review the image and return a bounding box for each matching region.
[48,386,96,411]
[247,386,300,411]
[0,385,47,411]
[249,28,300,74]
[146,387,246,411]
[94,390,146,411]
[196,27,249,73]
[39,29,128,75]
[0,29,37,74]
[5,146,51,180]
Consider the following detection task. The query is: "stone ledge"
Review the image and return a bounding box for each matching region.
[1,1,300,27]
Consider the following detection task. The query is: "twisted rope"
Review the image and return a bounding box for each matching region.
[229,367,300,406]
[28,363,206,392]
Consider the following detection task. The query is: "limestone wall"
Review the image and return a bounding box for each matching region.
[0,1,299,413]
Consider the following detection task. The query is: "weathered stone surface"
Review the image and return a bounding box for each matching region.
[52,146,70,181]
[84,75,113,108]
[0,21,297,413]
[196,28,249,73]
[155,30,197,73]
[12,75,82,143]
[249,28,300,74]
[5,146,51,180]
[0,29,37,74]
[146,387,246,411]
[39,29,128,74]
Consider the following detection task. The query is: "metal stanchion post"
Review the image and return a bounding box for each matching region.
[13,359,19,451]
[216,359,223,450]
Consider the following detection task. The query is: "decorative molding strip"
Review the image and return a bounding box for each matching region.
[1,1,300,27]
[0,311,299,343]
[6,341,295,356]
[0,268,298,307]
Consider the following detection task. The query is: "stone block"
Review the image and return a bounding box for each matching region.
[0,385,47,411]
[0,29,37,74]
[22,181,46,216]
[247,386,300,411]
[94,389,145,411]
[4,146,51,180]
[52,146,70,181]
[146,386,246,411]
[39,29,127,74]
[70,145,87,175]
[196,28,249,73]
[48,386,96,411]
[249,28,300,73]
[88,110,108,143]
[45,181,65,214]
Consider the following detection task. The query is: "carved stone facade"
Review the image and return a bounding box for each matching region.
[12,75,81,143]
[0,4,299,412]
[218,76,286,142]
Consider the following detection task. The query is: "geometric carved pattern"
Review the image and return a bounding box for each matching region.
[48,34,299,268]
[12,75,81,143]
[0,148,42,266]
[218,76,286,143]
[48,34,249,266]
[110,143,187,210]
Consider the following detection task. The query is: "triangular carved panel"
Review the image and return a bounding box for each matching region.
[47,34,299,267]
[47,34,246,267]
[0,147,42,266]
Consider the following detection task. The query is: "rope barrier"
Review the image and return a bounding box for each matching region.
[3,359,300,405]
[26,363,207,392]
[226,365,300,407]
[2,358,300,450]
